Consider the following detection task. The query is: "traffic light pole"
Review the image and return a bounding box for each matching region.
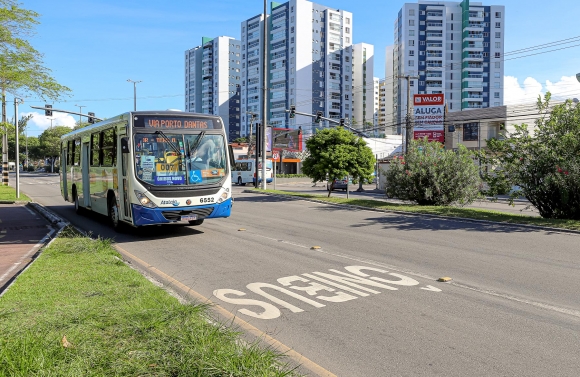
[285,109,369,137]
[29,106,103,122]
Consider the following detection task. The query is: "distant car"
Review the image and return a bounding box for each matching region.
[37,168,45,172]
[327,177,352,191]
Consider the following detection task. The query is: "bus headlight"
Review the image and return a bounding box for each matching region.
[218,192,229,203]
[134,190,157,208]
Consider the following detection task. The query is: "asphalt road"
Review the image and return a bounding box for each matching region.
[13,173,580,376]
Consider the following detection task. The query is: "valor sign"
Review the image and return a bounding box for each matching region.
[413,94,445,143]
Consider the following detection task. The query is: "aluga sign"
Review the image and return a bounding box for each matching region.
[413,93,445,143]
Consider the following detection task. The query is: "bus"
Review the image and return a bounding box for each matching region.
[60,111,234,230]
[231,158,273,186]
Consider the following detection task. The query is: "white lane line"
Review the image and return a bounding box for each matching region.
[245,230,580,319]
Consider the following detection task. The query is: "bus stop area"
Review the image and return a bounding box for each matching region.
[0,203,55,295]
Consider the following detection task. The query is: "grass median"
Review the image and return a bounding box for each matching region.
[0,185,31,202]
[252,189,580,232]
[0,227,300,377]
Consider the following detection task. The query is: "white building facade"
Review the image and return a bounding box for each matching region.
[393,0,505,128]
[352,43,375,131]
[185,36,242,140]
[240,0,354,138]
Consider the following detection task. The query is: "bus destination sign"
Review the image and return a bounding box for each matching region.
[133,116,221,129]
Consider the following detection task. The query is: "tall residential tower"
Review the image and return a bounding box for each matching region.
[185,36,242,140]
[240,0,353,138]
[393,0,505,126]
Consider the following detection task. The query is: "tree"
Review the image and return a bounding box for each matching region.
[481,93,580,219]
[73,120,90,131]
[302,127,375,197]
[6,113,31,159]
[385,138,481,206]
[38,125,71,172]
[1,1,71,183]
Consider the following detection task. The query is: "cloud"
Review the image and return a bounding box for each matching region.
[504,75,580,105]
[21,111,76,136]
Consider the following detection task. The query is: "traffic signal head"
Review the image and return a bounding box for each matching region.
[289,105,296,118]
[315,111,322,123]
[45,104,52,117]
[339,118,345,126]
[88,112,95,124]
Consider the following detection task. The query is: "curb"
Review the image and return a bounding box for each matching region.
[27,202,70,229]
[242,189,580,236]
[0,200,30,205]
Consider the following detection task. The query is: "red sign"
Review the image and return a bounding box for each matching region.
[414,130,444,143]
[414,94,444,106]
[272,152,279,160]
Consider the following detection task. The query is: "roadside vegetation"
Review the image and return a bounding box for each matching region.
[481,93,580,220]
[302,127,375,197]
[0,185,30,201]
[0,228,301,377]
[253,189,580,232]
[385,138,481,206]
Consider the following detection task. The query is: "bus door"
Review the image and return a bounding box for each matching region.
[119,136,132,222]
[81,142,91,207]
[61,144,68,200]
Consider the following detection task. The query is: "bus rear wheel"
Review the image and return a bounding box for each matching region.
[238,177,246,186]
[188,219,204,226]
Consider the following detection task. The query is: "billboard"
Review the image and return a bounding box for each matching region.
[413,94,445,143]
[271,128,303,152]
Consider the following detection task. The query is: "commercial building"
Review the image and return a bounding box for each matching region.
[185,36,242,140]
[240,0,354,142]
[393,0,505,128]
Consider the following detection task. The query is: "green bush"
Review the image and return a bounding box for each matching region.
[482,93,580,219]
[275,174,309,178]
[385,139,482,206]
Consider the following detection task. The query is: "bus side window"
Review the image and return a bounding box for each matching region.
[235,162,242,171]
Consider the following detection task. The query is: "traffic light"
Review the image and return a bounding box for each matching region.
[289,105,296,118]
[88,112,95,124]
[315,111,322,123]
[44,104,52,117]
[339,118,345,126]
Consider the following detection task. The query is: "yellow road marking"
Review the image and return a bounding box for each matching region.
[115,245,337,377]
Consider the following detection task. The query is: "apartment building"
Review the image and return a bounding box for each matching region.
[352,43,375,131]
[240,0,354,138]
[393,0,505,127]
[184,36,242,140]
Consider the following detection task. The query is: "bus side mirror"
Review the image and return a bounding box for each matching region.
[228,145,235,168]
[121,137,130,153]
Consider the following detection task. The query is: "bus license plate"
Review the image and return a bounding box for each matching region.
[181,215,197,221]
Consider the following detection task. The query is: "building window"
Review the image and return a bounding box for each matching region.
[408,60,414,66]
[495,11,501,18]
[495,52,501,58]
[494,102,500,106]
[409,50,415,56]
[346,17,350,24]
[495,62,501,68]
[494,82,500,88]
[495,22,501,28]
[409,20,415,26]
[494,92,500,98]
[463,123,479,141]
[494,72,500,78]
[409,30,415,36]
[345,27,350,34]
[495,42,501,48]
[409,40,415,46]
[409,9,415,16]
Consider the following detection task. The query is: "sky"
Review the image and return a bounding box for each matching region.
[12,0,580,137]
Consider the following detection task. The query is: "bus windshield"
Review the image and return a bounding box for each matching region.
[134,133,227,186]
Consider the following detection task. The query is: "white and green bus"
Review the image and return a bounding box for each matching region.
[60,111,234,230]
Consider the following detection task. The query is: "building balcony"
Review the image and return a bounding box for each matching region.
[464,33,484,40]
[465,103,484,109]
[463,95,484,101]
[427,52,443,58]
[426,32,444,39]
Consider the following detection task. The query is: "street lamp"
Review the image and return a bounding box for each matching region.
[75,104,86,125]
[127,79,142,111]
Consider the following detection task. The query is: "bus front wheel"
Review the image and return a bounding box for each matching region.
[108,197,123,232]
[189,219,204,226]
[73,189,83,215]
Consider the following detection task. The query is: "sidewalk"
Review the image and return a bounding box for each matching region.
[0,203,55,295]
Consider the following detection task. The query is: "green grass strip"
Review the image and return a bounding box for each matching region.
[0,228,300,377]
[0,185,31,202]
[254,189,580,232]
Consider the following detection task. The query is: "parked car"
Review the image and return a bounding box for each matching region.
[327,177,353,191]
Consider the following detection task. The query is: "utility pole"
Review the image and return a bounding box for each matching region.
[2,92,8,186]
[127,79,142,111]
[246,112,256,157]
[398,75,418,154]
[260,0,269,190]
[75,104,86,126]
[14,98,23,198]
